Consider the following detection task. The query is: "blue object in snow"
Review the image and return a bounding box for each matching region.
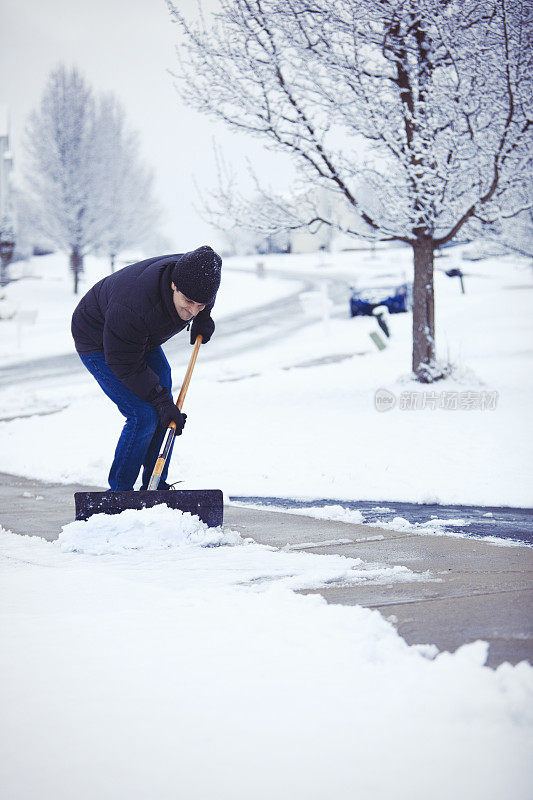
[349,283,413,317]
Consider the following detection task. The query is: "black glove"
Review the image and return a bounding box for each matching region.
[151,388,187,434]
[190,308,215,345]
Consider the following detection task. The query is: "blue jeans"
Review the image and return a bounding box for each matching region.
[78,347,175,491]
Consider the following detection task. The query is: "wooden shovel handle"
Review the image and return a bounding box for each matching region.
[147,334,203,489]
[176,334,202,412]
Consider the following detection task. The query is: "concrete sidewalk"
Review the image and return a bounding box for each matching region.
[1,471,531,668]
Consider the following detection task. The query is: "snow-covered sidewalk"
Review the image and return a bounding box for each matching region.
[1,507,532,800]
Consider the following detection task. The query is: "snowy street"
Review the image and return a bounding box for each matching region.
[1,248,532,799]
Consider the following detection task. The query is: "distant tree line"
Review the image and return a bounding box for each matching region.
[22,64,160,293]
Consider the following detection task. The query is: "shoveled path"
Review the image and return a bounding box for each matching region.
[1,471,531,669]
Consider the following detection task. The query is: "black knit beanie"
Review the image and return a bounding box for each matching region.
[171,245,222,305]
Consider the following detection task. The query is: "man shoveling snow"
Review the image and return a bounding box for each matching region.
[71,246,222,491]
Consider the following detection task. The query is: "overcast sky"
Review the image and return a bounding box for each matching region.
[0,0,294,252]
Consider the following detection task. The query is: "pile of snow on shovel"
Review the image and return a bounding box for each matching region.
[58,504,243,555]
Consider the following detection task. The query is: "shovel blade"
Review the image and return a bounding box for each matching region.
[74,489,224,528]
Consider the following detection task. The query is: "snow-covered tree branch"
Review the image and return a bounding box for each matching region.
[169,0,532,380]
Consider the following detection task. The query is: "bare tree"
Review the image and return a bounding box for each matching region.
[23,65,107,294]
[169,0,532,381]
[23,65,161,291]
[98,95,160,272]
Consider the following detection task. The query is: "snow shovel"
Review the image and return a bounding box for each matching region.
[74,335,224,527]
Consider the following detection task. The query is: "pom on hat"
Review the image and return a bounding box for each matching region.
[171,245,222,305]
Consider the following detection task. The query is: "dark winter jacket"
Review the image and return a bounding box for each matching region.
[71,254,211,401]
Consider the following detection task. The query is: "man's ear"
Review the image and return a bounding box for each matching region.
[171,282,176,291]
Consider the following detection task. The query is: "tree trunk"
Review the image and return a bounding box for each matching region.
[110,252,116,273]
[0,256,7,286]
[70,246,84,295]
[411,238,437,382]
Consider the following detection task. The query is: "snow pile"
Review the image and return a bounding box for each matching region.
[379,515,463,534]
[0,526,532,800]
[58,504,243,555]
[421,517,470,527]
[52,510,420,592]
[232,501,365,525]
[375,515,527,545]
[290,503,365,524]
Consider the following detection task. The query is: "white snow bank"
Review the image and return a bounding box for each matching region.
[0,526,532,800]
[232,502,366,525]
[58,504,242,555]
[381,515,463,533]
[285,503,365,524]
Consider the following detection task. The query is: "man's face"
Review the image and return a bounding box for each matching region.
[171,283,206,321]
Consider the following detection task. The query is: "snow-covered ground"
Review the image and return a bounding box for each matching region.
[1,246,532,798]
[0,245,531,506]
[0,252,301,365]
[1,510,532,800]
